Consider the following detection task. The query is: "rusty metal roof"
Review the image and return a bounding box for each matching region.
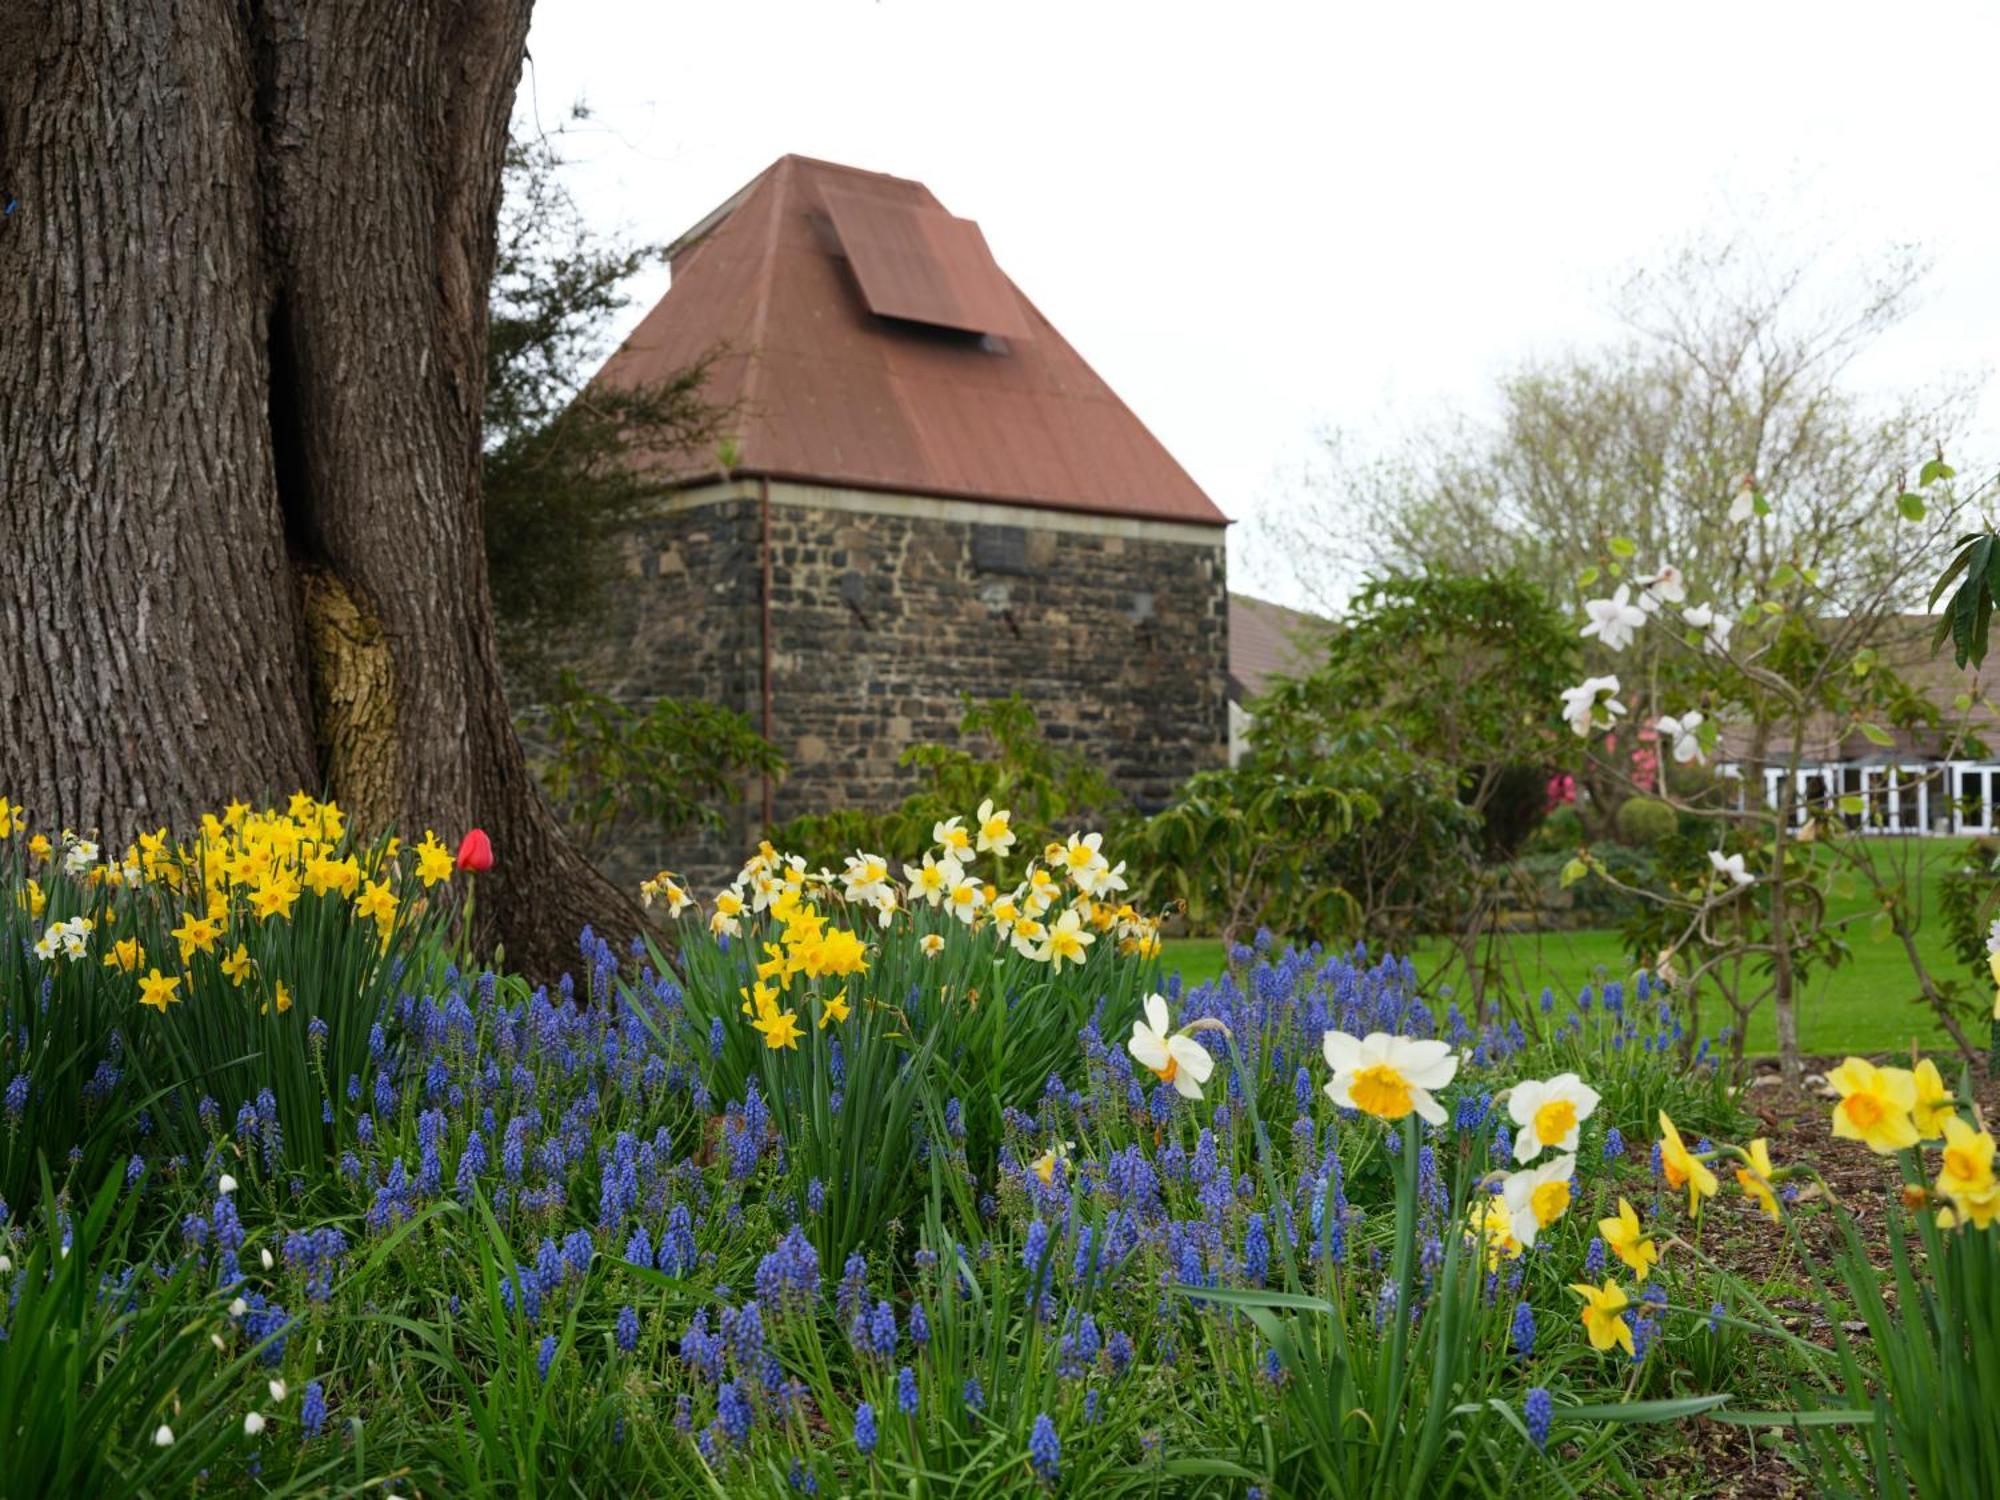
[591,155,1228,527]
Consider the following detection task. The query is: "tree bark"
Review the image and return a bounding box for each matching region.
[0,0,638,977]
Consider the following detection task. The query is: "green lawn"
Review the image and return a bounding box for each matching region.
[1161,836,1991,1057]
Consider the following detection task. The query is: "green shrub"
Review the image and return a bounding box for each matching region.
[1614,796,1678,847]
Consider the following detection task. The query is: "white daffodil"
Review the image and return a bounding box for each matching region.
[1728,473,1758,523]
[842,852,891,907]
[62,837,99,877]
[1559,676,1625,738]
[932,817,974,862]
[1128,993,1216,1100]
[903,854,961,908]
[1656,712,1706,764]
[871,887,899,929]
[918,933,945,957]
[1580,586,1647,651]
[1501,1154,1577,1247]
[1030,1140,1075,1185]
[1322,1031,1459,1126]
[1708,850,1754,889]
[243,1411,266,1437]
[1059,832,1109,891]
[945,875,985,925]
[1508,1074,1601,1163]
[975,799,1016,857]
[1039,908,1095,971]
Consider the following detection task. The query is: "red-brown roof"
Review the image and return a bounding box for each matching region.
[590,155,1228,527]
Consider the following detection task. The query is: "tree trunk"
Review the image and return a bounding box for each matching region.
[0,0,637,977]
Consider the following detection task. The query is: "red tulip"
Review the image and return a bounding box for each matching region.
[456,828,494,874]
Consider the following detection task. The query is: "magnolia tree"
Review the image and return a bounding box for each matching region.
[1558,458,1986,1084]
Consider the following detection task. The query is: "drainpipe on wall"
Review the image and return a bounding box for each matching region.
[759,475,775,831]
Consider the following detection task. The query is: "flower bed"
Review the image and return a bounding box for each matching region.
[0,796,1992,1495]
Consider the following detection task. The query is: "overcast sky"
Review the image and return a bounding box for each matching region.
[518,0,2000,609]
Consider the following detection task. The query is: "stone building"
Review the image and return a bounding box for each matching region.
[577,155,1230,884]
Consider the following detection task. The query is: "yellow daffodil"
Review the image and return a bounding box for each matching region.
[1031,1140,1074,1185]
[264,980,293,1016]
[975,799,1016,857]
[171,913,222,963]
[220,944,253,987]
[1501,1154,1575,1246]
[1911,1058,1954,1140]
[752,1007,803,1051]
[1568,1278,1635,1357]
[818,989,851,1028]
[1507,1072,1601,1163]
[0,799,19,839]
[356,877,398,929]
[249,871,301,922]
[1127,993,1217,1100]
[1469,1194,1523,1268]
[102,936,145,973]
[1934,1116,2000,1228]
[1826,1057,1920,1155]
[1597,1198,1659,1280]
[1735,1138,1781,1221]
[413,832,454,888]
[137,968,181,1012]
[1323,1031,1459,1125]
[1658,1110,1720,1216]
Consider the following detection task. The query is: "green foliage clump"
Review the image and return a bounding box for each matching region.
[774,694,1117,880]
[1614,796,1678,847]
[524,671,784,858]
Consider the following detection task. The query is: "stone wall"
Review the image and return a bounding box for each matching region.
[548,480,1229,891]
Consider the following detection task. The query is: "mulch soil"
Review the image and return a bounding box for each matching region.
[1631,1052,2000,1497]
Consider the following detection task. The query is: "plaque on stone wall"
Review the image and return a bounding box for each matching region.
[970,524,1034,576]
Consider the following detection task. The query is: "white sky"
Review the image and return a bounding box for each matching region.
[519,0,2000,610]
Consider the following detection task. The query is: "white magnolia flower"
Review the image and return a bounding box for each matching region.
[1580,585,1647,651]
[1501,1154,1578,1247]
[1508,1074,1601,1163]
[1656,712,1707,764]
[1728,474,1758,523]
[1321,1031,1459,1126]
[975,799,1016,857]
[154,1424,175,1448]
[1708,850,1755,888]
[243,1410,265,1437]
[1128,993,1215,1100]
[1638,563,1686,612]
[1703,612,1734,656]
[1559,676,1625,738]
[1986,916,2000,957]
[217,1174,238,1195]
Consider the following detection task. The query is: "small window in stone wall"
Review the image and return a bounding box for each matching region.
[970,524,1035,576]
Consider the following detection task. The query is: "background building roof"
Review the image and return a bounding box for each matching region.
[1228,593,1329,702]
[590,155,1228,527]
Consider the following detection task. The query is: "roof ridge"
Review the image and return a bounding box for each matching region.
[734,157,793,455]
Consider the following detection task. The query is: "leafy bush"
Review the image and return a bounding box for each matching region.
[1613,796,1677,847]
[521,671,784,856]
